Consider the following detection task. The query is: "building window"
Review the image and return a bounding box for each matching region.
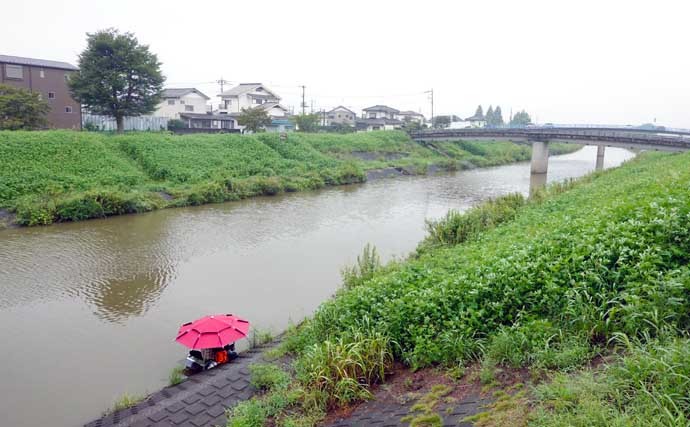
[40,69,45,78]
[185,105,194,112]
[253,98,263,104]
[48,92,56,99]
[167,99,175,105]
[65,106,73,113]
[180,100,185,105]
[5,64,23,79]
[64,73,71,82]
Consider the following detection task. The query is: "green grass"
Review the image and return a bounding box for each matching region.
[168,366,185,386]
[532,337,690,426]
[0,130,580,226]
[236,150,690,426]
[111,392,145,413]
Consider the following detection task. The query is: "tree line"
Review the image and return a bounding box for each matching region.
[431,105,533,129]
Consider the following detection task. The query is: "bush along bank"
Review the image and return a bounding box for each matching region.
[226,151,690,426]
[0,130,581,226]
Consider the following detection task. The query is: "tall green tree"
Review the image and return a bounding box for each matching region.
[0,84,50,130]
[432,115,451,129]
[291,113,320,132]
[69,29,165,133]
[473,105,484,119]
[485,105,494,127]
[510,110,532,127]
[237,107,272,133]
[494,106,504,127]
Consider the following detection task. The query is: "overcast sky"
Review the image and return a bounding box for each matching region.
[3,0,690,127]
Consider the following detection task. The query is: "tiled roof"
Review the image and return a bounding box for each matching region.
[0,54,78,71]
[220,83,280,100]
[328,105,356,115]
[362,105,400,114]
[162,88,210,100]
[399,110,424,117]
[256,102,288,112]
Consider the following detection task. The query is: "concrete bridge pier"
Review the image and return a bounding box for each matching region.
[595,145,606,171]
[529,140,549,194]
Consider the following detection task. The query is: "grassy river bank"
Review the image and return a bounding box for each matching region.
[0,130,579,227]
[228,150,690,426]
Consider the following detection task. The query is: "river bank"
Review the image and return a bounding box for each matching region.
[227,149,690,426]
[0,146,633,427]
[0,130,580,227]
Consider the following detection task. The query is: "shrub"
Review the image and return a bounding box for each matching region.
[166,119,185,131]
[294,327,394,408]
[249,364,290,391]
[341,244,382,289]
[420,192,526,251]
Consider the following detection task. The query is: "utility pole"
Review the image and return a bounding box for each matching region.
[425,89,434,128]
[300,85,306,115]
[217,77,230,94]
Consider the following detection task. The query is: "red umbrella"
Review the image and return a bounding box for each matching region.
[175,314,250,349]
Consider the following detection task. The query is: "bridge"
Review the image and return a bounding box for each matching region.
[409,127,690,192]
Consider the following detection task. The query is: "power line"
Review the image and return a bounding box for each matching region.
[425,89,434,127]
[300,85,306,115]
[216,77,231,94]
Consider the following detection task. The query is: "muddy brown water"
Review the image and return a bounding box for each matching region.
[0,146,634,427]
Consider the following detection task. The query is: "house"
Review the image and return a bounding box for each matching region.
[398,110,426,125]
[255,102,294,132]
[178,112,239,132]
[0,54,81,129]
[362,105,399,120]
[356,105,403,131]
[465,114,486,128]
[217,83,283,114]
[326,106,356,126]
[217,83,293,132]
[155,88,210,119]
[449,120,472,129]
[355,118,402,132]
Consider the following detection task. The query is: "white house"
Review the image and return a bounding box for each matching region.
[217,83,285,114]
[215,83,293,132]
[326,106,356,126]
[155,88,211,119]
[355,105,403,131]
[449,120,473,129]
[362,105,399,120]
[398,110,426,125]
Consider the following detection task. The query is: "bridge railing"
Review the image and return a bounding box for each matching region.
[408,127,690,151]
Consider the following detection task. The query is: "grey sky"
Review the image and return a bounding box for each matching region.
[3,0,689,127]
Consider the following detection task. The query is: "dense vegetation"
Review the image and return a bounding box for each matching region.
[228,151,690,426]
[0,130,578,226]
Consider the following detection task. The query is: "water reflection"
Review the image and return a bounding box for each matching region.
[530,172,548,194]
[89,274,170,322]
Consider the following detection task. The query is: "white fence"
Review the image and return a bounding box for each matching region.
[83,114,169,131]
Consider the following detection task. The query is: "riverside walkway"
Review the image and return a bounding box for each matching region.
[85,343,277,427]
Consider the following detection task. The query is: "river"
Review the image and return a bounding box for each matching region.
[0,145,634,427]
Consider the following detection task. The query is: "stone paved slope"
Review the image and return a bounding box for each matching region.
[327,392,490,427]
[85,344,275,427]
